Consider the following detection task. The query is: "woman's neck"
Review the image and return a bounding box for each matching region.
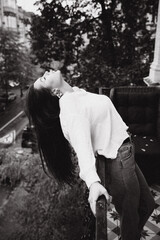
[59,80,74,95]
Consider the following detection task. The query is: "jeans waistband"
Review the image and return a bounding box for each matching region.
[96,132,132,161]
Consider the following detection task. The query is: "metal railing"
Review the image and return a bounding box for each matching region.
[96,154,108,240]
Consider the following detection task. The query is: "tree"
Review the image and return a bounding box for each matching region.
[0,30,20,96]
[0,29,37,98]
[30,0,159,89]
[31,0,93,73]
[14,48,39,97]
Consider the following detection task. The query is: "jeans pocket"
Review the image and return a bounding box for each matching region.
[121,145,132,158]
[119,144,135,169]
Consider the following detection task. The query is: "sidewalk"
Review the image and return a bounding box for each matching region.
[0,113,28,147]
[0,89,28,146]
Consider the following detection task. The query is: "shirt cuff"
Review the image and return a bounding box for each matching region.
[84,170,101,189]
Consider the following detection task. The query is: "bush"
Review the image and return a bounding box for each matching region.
[0,149,91,240]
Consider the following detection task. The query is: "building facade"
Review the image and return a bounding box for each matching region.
[0,0,33,47]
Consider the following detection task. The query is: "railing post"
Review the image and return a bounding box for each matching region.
[96,155,108,240]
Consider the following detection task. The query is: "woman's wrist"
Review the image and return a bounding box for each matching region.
[89,181,101,190]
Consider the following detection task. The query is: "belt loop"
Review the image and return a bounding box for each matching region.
[127,131,132,143]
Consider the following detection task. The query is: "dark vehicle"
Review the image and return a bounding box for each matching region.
[21,125,38,153]
[0,92,17,102]
[0,102,6,112]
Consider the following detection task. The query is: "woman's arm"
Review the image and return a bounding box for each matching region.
[60,113,110,216]
[62,113,100,188]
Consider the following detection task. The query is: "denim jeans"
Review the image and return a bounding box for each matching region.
[96,139,155,240]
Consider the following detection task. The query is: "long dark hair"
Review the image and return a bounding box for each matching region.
[25,85,76,185]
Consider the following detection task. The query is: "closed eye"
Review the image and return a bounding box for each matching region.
[40,76,46,82]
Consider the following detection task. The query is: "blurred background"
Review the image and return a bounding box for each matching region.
[0,1,160,240]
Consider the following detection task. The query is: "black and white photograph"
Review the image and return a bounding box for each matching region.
[0,0,160,239]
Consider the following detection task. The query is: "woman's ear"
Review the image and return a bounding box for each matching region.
[51,88,63,98]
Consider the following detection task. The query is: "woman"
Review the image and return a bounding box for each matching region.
[26,69,155,240]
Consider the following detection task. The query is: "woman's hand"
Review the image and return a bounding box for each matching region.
[88,181,111,217]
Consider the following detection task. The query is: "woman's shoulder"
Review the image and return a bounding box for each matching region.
[59,93,78,116]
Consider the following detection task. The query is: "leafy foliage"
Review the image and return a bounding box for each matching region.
[0,148,90,240]
[30,0,159,88]
[0,149,25,187]
[31,0,86,68]
[0,29,38,94]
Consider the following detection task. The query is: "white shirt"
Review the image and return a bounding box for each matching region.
[59,86,129,188]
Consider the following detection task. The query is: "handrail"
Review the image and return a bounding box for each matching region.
[96,154,108,240]
[96,196,108,240]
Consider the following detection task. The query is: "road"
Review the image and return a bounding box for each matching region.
[0,88,29,143]
[0,89,29,210]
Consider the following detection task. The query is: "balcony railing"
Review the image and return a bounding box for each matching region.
[96,154,108,240]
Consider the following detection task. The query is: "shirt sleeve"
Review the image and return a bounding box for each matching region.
[60,113,101,188]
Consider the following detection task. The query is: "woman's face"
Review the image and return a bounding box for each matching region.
[34,70,62,90]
